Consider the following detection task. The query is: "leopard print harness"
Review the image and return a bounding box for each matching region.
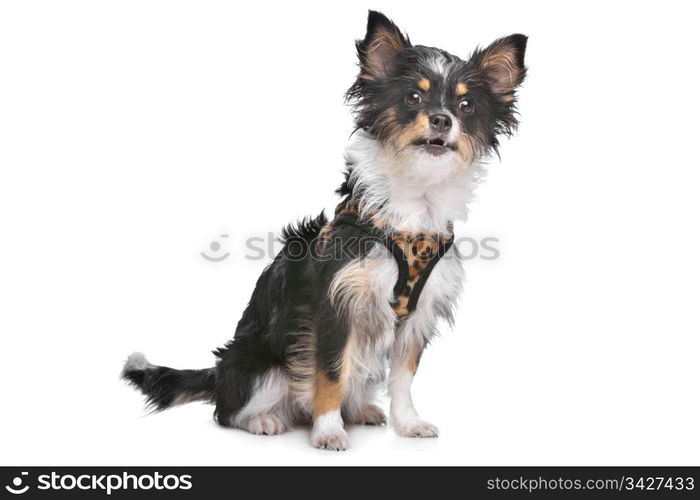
[320,198,454,321]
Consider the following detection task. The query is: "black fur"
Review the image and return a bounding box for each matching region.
[122,363,216,412]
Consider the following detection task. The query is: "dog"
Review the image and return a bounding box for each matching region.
[122,10,527,451]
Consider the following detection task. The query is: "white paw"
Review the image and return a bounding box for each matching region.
[354,405,387,425]
[246,414,286,435]
[311,410,349,451]
[393,419,439,438]
[311,428,350,451]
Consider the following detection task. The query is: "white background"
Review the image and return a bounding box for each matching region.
[1,0,699,466]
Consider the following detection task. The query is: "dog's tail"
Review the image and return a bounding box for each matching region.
[121,352,216,411]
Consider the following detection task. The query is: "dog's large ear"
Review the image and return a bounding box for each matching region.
[356,11,410,80]
[476,34,528,103]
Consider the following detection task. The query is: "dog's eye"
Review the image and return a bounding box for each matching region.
[458,99,474,114]
[404,92,422,107]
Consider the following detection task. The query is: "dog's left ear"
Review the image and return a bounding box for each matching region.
[356,10,411,80]
[477,34,528,102]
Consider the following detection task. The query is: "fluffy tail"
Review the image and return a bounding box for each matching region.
[121,352,216,411]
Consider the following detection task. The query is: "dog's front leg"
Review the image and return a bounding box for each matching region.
[310,310,351,451]
[311,368,349,451]
[389,342,439,438]
[311,246,396,449]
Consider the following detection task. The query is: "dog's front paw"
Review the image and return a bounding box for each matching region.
[392,419,439,438]
[311,410,349,451]
[311,428,349,451]
[353,404,387,425]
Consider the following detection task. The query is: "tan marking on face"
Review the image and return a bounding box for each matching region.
[455,82,468,96]
[417,78,430,91]
[377,108,402,144]
[313,371,343,417]
[455,135,475,163]
[392,112,430,151]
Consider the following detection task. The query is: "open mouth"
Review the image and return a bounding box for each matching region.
[415,137,454,156]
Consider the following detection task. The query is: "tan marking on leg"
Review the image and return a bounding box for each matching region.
[455,82,468,96]
[313,371,343,417]
[405,343,423,374]
[417,78,430,91]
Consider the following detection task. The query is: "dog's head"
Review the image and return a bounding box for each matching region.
[347,11,527,170]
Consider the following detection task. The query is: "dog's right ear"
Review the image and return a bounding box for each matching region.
[356,11,410,81]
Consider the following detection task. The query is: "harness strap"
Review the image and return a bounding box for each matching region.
[405,233,454,314]
[333,213,453,320]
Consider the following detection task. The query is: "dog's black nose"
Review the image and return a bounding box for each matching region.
[429,113,452,133]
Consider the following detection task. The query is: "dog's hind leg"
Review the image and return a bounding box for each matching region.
[232,367,293,436]
[343,379,386,425]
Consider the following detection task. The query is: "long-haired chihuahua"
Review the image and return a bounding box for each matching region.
[122,10,527,451]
